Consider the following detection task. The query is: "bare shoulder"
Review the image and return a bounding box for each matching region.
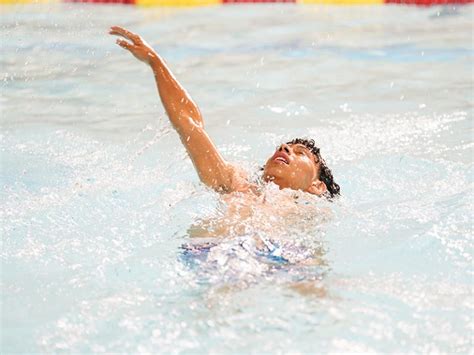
[226,163,255,193]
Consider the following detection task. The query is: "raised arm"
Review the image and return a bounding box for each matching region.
[109,26,246,192]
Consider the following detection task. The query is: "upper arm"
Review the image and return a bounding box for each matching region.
[177,119,246,192]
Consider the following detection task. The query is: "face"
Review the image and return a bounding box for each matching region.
[263,143,326,194]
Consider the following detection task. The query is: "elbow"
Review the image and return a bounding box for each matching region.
[180,113,204,129]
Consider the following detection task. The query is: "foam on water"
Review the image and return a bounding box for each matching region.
[1,3,473,353]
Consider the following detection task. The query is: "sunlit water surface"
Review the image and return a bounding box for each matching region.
[1,4,473,353]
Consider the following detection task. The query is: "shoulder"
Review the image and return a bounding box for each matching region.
[225,163,256,194]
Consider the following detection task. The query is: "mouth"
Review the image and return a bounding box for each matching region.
[272,151,289,165]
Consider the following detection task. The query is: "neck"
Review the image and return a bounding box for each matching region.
[263,175,289,190]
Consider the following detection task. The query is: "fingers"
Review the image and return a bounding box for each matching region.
[116,38,135,51]
[109,26,140,44]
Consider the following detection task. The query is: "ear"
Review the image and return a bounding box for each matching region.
[306,180,327,196]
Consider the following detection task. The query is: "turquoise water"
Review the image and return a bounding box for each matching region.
[1,4,473,353]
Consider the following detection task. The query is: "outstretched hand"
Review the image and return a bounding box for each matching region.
[109,26,157,65]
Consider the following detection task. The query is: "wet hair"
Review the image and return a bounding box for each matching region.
[286,138,340,198]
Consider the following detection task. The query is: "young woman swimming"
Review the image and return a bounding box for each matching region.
[109,26,339,199]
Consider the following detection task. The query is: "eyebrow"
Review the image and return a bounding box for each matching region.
[293,144,310,151]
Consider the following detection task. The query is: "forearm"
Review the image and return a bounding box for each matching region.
[149,55,204,130]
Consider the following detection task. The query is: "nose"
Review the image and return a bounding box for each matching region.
[279,144,291,154]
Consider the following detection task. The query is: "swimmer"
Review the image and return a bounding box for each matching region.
[109,26,340,199]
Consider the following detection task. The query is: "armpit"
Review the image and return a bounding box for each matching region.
[227,164,252,193]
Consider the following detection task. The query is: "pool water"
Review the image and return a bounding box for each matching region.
[1,4,473,353]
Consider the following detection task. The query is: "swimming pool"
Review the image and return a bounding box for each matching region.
[1,4,473,353]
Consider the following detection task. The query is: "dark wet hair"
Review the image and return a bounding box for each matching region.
[286,138,340,198]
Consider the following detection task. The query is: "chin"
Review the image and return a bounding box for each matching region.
[263,164,286,182]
